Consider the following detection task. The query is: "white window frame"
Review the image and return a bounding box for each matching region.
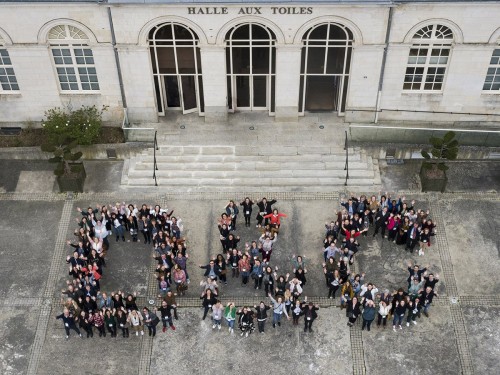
[483,48,500,92]
[0,46,19,92]
[225,23,276,115]
[403,24,453,92]
[299,22,353,116]
[48,25,99,93]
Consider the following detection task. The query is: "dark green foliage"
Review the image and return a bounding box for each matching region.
[420,131,459,172]
[41,105,107,177]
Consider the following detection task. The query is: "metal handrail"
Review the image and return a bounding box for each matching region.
[344,130,349,186]
[121,107,129,128]
[153,130,159,186]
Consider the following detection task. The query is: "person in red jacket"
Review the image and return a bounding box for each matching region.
[263,209,287,235]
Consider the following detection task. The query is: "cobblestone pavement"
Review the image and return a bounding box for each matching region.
[0,191,499,375]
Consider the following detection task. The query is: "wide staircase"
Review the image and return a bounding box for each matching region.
[122,114,381,192]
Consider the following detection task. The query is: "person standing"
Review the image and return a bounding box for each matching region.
[157,301,176,332]
[392,299,406,331]
[225,200,240,230]
[361,300,376,331]
[79,311,93,338]
[142,307,160,337]
[115,308,129,337]
[240,197,254,227]
[251,259,264,290]
[224,302,237,334]
[212,301,223,330]
[301,300,319,333]
[256,198,277,227]
[346,296,361,327]
[237,307,255,337]
[268,293,290,328]
[163,290,179,320]
[405,222,421,253]
[377,300,390,328]
[56,308,82,339]
[373,207,390,238]
[406,298,421,326]
[263,209,287,235]
[254,301,271,333]
[104,309,118,338]
[419,286,438,317]
[128,310,144,336]
[90,311,106,337]
[201,289,217,320]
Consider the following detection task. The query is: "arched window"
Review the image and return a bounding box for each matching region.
[0,35,19,92]
[299,23,353,115]
[48,25,99,91]
[483,46,500,91]
[225,23,276,113]
[404,24,453,91]
[148,23,203,115]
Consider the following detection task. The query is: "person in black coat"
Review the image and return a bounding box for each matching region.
[237,307,255,337]
[346,296,361,327]
[200,289,217,320]
[156,301,176,332]
[79,310,93,338]
[199,260,220,280]
[405,223,421,253]
[373,207,390,238]
[256,198,277,227]
[240,197,254,227]
[254,301,271,333]
[301,301,320,332]
[56,309,82,339]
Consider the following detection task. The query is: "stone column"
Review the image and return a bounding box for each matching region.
[345,44,385,123]
[274,44,302,122]
[199,45,228,123]
[117,45,158,123]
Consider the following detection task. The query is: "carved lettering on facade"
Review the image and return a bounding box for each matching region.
[187,7,313,15]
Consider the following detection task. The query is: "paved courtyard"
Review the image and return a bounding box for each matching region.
[0,182,498,375]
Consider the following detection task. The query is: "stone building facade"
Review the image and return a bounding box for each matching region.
[0,0,499,127]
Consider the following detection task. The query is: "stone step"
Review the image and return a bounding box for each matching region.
[140,152,364,163]
[132,159,372,171]
[125,177,378,187]
[127,168,374,179]
[149,145,358,156]
[155,145,235,155]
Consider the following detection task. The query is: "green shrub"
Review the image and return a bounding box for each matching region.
[41,105,107,146]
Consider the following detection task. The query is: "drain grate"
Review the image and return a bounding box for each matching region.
[106,149,117,159]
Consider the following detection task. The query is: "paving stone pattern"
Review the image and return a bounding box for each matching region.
[0,192,499,375]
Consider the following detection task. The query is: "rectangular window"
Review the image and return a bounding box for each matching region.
[51,44,99,91]
[483,48,500,91]
[403,44,450,92]
[0,49,19,91]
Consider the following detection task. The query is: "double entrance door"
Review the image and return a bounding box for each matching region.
[155,75,202,115]
[231,75,268,110]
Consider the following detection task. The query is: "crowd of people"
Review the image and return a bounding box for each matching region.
[57,193,441,339]
[197,194,440,335]
[58,203,184,339]
[326,193,440,331]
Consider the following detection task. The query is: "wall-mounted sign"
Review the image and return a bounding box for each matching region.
[187,7,313,15]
